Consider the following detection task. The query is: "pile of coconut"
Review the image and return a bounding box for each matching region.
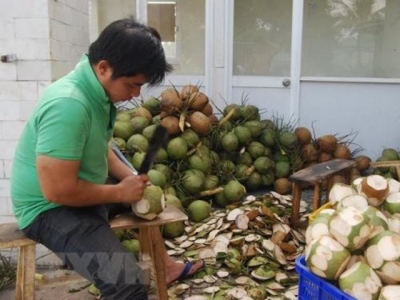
[305,174,400,300]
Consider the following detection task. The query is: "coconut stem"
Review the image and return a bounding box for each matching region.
[200,186,224,196]
[219,108,237,127]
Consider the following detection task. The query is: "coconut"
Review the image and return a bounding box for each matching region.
[305,209,335,244]
[240,104,259,120]
[364,206,389,238]
[301,143,318,162]
[113,137,126,150]
[336,194,369,212]
[364,230,400,284]
[279,132,298,149]
[354,155,372,173]
[350,168,361,183]
[328,183,357,206]
[379,285,400,300]
[328,206,372,251]
[121,239,140,260]
[274,161,291,179]
[338,262,382,300]
[295,127,312,146]
[316,134,338,154]
[142,97,161,116]
[182,170,205,194]
[305,235,351,280]
[388,217,400,234]
[165,194,183,211]
[201,103,213,116]
[181,84,199,100]
[187,200,211,222]
[187,92,209,111]
[387,178,400,195]
[131,152,145,170]
[246,172,262,191]
[160,115,181,135]
[247,141,266,159]
[167,137,188,160]
[142,124,157,141]
[160,88,183,114]
[204,174,219,190]
[180,129,200,148]
[223,180,246,203]
[382,148,400,161]
[254,156,274,174]
[162,221,185,238]
[147,169,167,188]
[238,151,253,166]
[243,120,264,138]
[152,164,170,181]
[116,111,131,122]
[334,144,351,160]
[318,151,333,163]
[154,148,168,162]
[113,121,134,140]
[346,252,368,270]
[360,175,389,207]
[261,171,275,186]
[274,178,292,195]
[126,134,149,152]
[213,190,230,207]
[188,111,211,136]
[234,125,252,145]
[131,116,149,134]
[383,192,400,217]
[221,132,239,152]
[128,106,153,123]
[131,185,165,220]
[223,104,241,121]
[260,128,276,147]
[188,154,212,173]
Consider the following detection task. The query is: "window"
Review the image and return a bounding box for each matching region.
[302,0,400,78]
[233,0,292,76]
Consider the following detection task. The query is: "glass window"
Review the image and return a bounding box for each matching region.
[303,0,400,78]
[233,0,292,76]
[96,0,137,32]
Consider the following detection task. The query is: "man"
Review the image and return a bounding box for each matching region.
[11,19,202,300]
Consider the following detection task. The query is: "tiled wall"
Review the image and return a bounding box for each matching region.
[0,0,90,224]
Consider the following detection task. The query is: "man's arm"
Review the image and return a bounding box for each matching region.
[36,155,148,206]
[107,144,137,180]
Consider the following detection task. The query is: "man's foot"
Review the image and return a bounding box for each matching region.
[166,260,204,284]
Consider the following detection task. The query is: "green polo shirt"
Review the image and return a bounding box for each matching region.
[11,54,116,229]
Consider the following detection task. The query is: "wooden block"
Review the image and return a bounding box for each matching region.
[15,244,36,300]
[0,223,36,249]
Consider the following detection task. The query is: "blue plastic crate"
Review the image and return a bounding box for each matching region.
[295,256,356,300]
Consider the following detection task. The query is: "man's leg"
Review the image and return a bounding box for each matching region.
[22,205,148,300]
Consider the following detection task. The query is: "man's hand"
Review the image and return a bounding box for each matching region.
[117,174,150,204]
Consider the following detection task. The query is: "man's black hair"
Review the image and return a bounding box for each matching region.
[88,19,173,86]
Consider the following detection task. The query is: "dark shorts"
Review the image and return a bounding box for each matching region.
[22,203,148,300]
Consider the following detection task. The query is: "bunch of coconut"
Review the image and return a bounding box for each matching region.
[372,148,400,180]
[305,174,400,299]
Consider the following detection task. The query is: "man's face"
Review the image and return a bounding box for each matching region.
[95,60,148,103]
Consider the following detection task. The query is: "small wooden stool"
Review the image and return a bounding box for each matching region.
[109,205,187,300]
[288,159,356,226]
[0,223,36,300]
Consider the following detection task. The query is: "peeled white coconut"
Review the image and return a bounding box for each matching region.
[328,206,372,251]
[359,175,389,207]
[388,217,400,234]
[352,177,365,192]
[305,235,350,280]
[363,206,389,238]
[337,194,369,212]
[329,183,357,206]
[346,251,368,270]
[383,192,400,217]
[305,209,335,244]
[131,185,165,220]
[364,230,400,284]
[387,178,400,195]
[339,262,382,300]
[378,285,400,300]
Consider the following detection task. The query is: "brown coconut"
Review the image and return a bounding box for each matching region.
[333,144,351,160]
[274,178,292,195]
[202,102,213,116]
[354,155,372,173]
[208,114,219,125]
[301,143,318,162]
[318,151,332,163]
[160,88,183,114]
[181,84,199,101]
[188,111,211,136]
[188,92,209,112]
[316,135,338,154]
[360,175,389,207]
[295,127,312,146]
[160,115,181,135]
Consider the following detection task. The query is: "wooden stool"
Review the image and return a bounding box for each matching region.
[0,205,187,300]
[288,159,356,226]
[0,223,36,300]
[370,160,400,179]
[109,205,187,300]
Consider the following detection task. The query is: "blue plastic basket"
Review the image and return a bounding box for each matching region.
[295,256,356,300]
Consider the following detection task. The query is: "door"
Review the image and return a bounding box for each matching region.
[227,0,302,121]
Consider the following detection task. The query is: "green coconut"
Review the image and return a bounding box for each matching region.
[253,156,274,174]
[167,137,188,160]
[131,116,149,134]
[213,190,230,208]
[240,104,259,120]
[223,104,241,121]
[188,154,212,173]
[260,128,276,147]
[180,129,200,148]
[131,152,146,170]
[113,137,126,150]
[162,221,185,238]
[187,200,211,222]
[142,97,161,116]
[363,206,389,238]
[223,180,246,203]
[237,152,253,166]
[152,163,171,181]
[142,124,157,141]
[274,161,291,179]
[128,106,153,123]
[305,235,351,280]
[364,230,400,284]
[116,111,131,122]
[279,132,298,149]
[383,192,400,217]
[234,125,252,145]
[382,148,400,161]
[221,132,239,152]
[126,134,149,152]
[182,170,205,194]
[244,120,264,138]
[328,183,357,205]
[247,141,266,159]
[261,171,275,186]
[203,174,219,190]
[165,194,183,211]
[147,169,167,188]
[379,285,400,299]
[336,194,369,212]
[305,208,335,244]
[131,185,165,220]
[121,239,140,260]
[246,172,262,190]
[339,262,382,300]
[154,148,168,162]
[328,206,372,251]
[113,120,134,140]
[235,164,250,183]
